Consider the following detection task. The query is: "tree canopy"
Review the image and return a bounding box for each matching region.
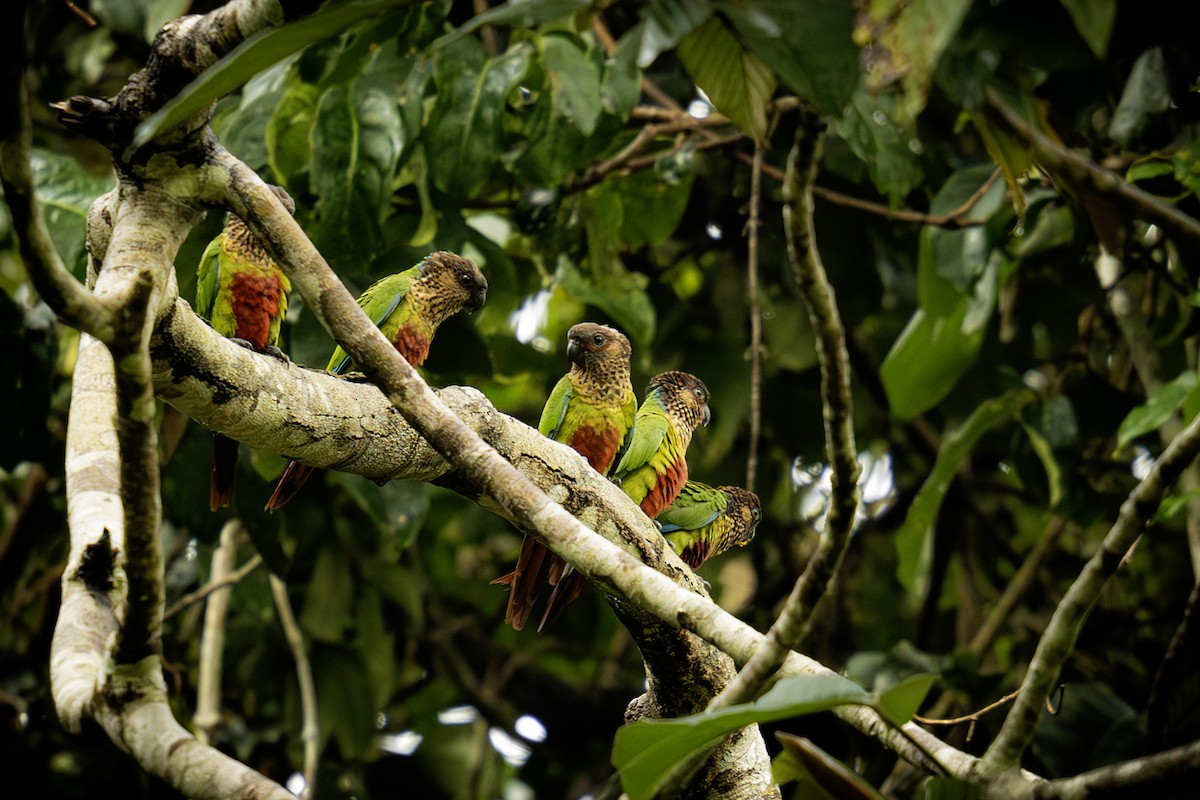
[3,0,1200,798]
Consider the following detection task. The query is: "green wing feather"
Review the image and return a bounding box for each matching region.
[658,482,725,533]
[538,375,574,440]
[195,233,224,322]
[326,267,419,373]
[612,410,669,479]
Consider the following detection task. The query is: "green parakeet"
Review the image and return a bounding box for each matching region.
[494,323,636,631]
[657,482,760,569]
[265,251,487,510]
[611,371,711,518]
[195,213,291,511]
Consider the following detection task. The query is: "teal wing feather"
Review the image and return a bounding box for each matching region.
[612,410,669,479]
[195,233,224,322]
[538,375,574,440]
[657,482,724,533]
[326,267,418,373]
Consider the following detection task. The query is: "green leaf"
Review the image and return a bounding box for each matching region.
[430,0,591,51]
[612,673,869,800]
[266,80,321,191]
[678,17,776,141]
[836,86,923,203]
[895,390,1036,595]
[616,159,696,247]
[1152,488,1200,524]
[300,546,357,643]
[773,733,884,799]
[1060,0,1116,59]
[1116,371,1197,453]
[636,0,714,67]
[425,39,532,197]
[1109,47,1170,148]
[715,0,858,114]
[513,34,604,185]
[29,150,115,279]
[875,673,935,725]
[132,0,414,151]
[1021,422,1064,508]
[309,85,402,272]
[1173,139,1200,199]
[924,777,983,800]
[861,0,972,125]
[881,165,1009,418]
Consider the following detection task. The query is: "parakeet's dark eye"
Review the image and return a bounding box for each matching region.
[456,271,474,287]
[592,333,605,346]
[693,387,706,401]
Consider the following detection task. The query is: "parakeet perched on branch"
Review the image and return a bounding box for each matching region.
[657,482,760,569]
[534,370,711,630]
[265,251,487,510]
[611,371,711,519]
[195,212,291,511]
[494,323,636,631]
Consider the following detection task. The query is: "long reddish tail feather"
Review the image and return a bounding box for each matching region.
[209,433,240,511]
[265,460,317,511]
[495,536,556,631]
[537,569,587,633]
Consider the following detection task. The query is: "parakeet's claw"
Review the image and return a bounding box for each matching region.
[229,336,257,350]
[652,518,664,531]
[697,575,711,592]
[262,344,291,364]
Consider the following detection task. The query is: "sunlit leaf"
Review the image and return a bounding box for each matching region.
[875,673,935,725]
[895,390,1036,595]
[678,17,776,141]
[715,0,857,114]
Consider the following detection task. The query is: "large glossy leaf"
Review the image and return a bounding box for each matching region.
[425,39,531,198]
[1109,47,1169,147]
[773,733,886,798]
[678,17,776,142]
[715,0,858,115]
[636,0,714,67]
[266,80,321,191]
[612,673,869,800]
[894,389,1036,596]
[836,86,923,203]
[1060,0,1116,59]
[132,0,416,151]
[881,165,1008,418]
[29,150,114,278]
[309,85,402,272]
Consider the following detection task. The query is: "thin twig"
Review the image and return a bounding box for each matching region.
[983,89,1200,251]
[194,519,241,742]
[164,553,263,620]
[745,142,764,492]
[270,575,318,798]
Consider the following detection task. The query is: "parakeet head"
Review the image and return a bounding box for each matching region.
[565,323,631,371]
[648,371,712,430]
[419,251,489,312]
[726,486,761,546]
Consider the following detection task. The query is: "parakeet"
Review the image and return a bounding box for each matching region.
[265,251,488,510]
[493,323,637,631]
[195,213,292,511]
[610,371,712,519]
[657,482,761,569]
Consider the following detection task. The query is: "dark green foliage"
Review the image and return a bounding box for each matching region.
[7,0,1200,797]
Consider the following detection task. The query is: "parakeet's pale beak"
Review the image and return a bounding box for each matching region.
[701,405,712,427]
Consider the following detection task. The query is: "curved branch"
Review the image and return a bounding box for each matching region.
[979,408,1200,777]
[0,1,113,339]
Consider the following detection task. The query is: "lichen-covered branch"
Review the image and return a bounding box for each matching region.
[708,111,862,714]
